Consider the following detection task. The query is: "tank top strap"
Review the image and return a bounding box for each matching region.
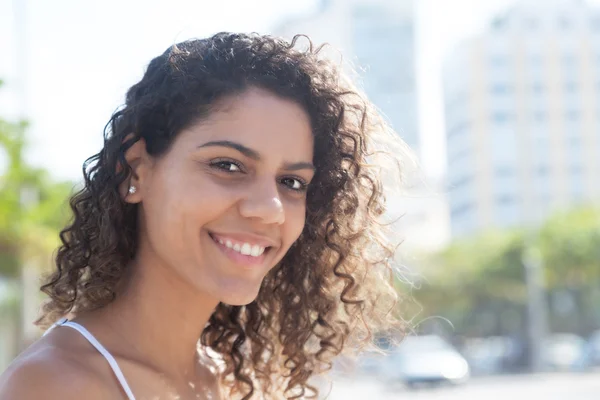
[45,318,136,400]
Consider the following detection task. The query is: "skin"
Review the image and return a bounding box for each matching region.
[0,87,315,399]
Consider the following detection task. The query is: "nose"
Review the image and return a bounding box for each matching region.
[238,178,285,225]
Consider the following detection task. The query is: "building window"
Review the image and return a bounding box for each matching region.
[569,135,581,145]
[495,166,517,199]
[490,55,507,68]
[534,167,551,200]
[570,167,585,201]
[497,195,515,205]
[492,17,508,31]
[570,165,583,173]
[537,165,550,175]
[532,111,546,122]
[451,203,473,218]
[532,82,545,94]
[567,135,582,170]
[565,82,578,93]
[496,167,514,177]
[566,109,579,121]
[495,195,519,227]
[492,111,511,124]
[491,83,511,94]
[525,18,538,30]
[559,16,572,30]
[533,136,550,172]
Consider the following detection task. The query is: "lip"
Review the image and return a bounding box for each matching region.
[209,232,279,248]
[208,232,274,267]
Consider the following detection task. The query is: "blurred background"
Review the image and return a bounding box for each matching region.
[2,0,600,398]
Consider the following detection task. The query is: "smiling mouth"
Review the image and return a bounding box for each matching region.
[208,232,273,265]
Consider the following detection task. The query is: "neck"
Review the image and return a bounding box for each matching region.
[80,252,219,380]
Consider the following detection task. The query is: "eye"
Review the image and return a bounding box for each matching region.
[281,177,308,192]
[211,159,243,173]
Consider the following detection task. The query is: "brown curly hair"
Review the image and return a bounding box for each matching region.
[37,32,409,399]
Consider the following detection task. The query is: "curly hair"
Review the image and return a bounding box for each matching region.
[37,32,409,399]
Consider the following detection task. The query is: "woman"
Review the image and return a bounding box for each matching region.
[0,32,407,399]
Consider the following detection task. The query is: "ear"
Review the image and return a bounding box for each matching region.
[120,135,152,204]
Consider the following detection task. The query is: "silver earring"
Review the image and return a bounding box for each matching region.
[128,186,137,194]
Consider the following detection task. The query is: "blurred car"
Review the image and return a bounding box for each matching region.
[542,333,586,371]
[355,353,387,377]
[584,330,600,367]
[383,335,470,388]
[461,335,526,375]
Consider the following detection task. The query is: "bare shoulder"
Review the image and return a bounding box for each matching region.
[0,343,116,400]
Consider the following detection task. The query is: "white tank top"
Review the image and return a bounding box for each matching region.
[44,318,136,400]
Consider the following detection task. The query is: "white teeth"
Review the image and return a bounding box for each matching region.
[240,243,252,255]
[216,236,266,257]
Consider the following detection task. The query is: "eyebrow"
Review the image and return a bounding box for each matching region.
[197,140,316,171]
[198,140,260,159]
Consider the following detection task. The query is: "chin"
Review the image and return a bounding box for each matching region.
[222,291,260,306]
[216,284,262,307]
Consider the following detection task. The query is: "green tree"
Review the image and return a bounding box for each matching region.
[538,207,600,287]
[413,230,527,337]
[0,79,73,278]
[537,207,600,333]
[413,207,600,337]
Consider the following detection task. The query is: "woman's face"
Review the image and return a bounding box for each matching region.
[133,87,314,305]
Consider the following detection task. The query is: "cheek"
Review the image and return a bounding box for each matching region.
[285,203,307,245]
[143,174,238,249]
[178,181,240,227]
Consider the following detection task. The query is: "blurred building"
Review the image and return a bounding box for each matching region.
[274,0,450,253]
[443,0,600,237]
[274,0,419,155]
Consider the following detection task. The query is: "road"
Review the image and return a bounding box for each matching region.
[322,371,600,399]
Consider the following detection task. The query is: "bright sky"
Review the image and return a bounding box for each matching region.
[1,0,599,181]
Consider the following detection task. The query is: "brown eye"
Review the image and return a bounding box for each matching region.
[281,177,308,192]
[210,159,243,173]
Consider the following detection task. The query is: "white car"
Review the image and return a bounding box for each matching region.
[383,335,470,388]
[542,333,586,371]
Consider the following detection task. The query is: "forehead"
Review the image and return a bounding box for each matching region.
[176,88,314,161]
